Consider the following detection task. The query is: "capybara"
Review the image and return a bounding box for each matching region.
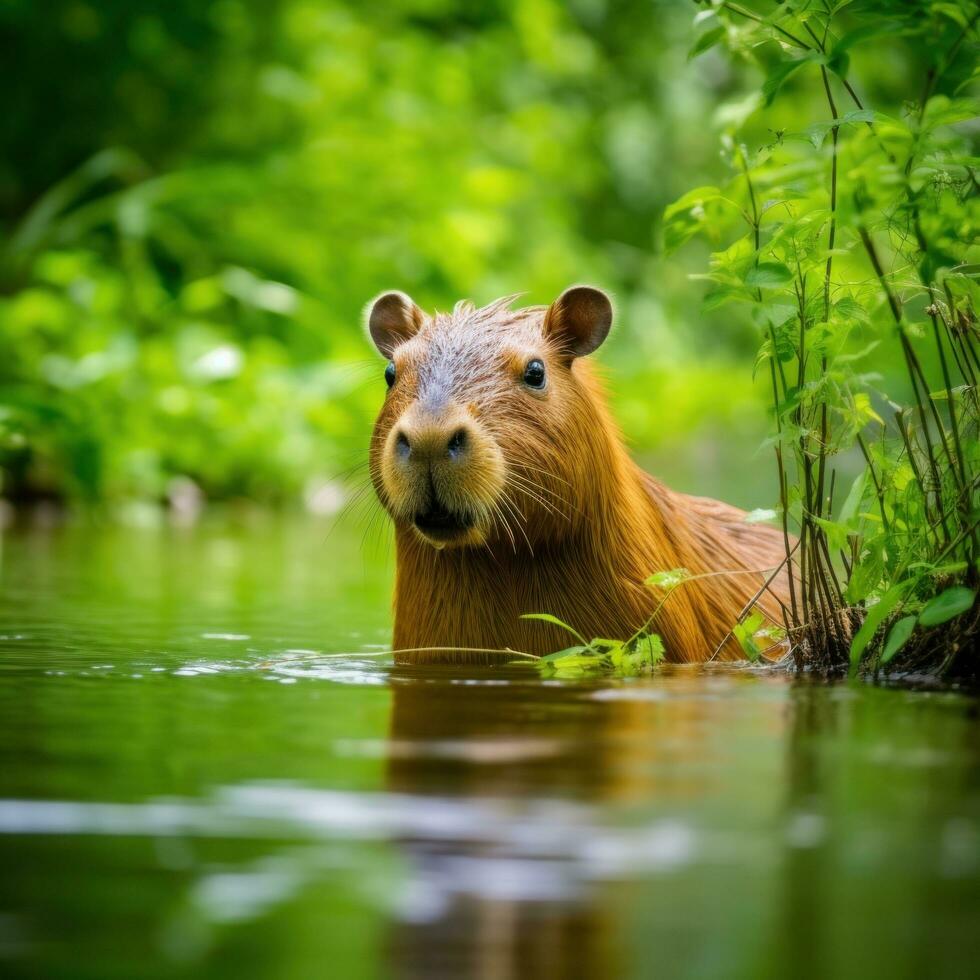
[367,286,790,662]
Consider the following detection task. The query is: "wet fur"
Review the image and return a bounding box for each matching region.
[370,295,790,663]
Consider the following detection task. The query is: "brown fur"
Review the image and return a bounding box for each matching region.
[368,290,790,663]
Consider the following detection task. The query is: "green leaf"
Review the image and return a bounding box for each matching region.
[812,515,851,554]
[744,262,793,288]
[762,56,817,107]
[521,613,588,646]
[744,508,777,524]
[633,632,665,665]
[918,587,976,627]
[834,296,870,323]
[546,653,598,670]
[850,579,917,670]
[662,186,723,254]
[839,470,868,525]
[533,631,664,678]
[805,109,875,147]
[881,616,916,665]
[588,638,621,654]
[702,286,746,313]
[646,568,691,589]
[844,544,885,602]
[688,25,725,60]
[538,645,588,663]
[829,21,903,60]
[825,45,849,79]
[933,2,970,29]
[733,611,766,662]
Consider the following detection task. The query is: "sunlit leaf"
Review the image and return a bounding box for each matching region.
[631,632,666,665]
[733,611,766,662]
[646,568,691,589]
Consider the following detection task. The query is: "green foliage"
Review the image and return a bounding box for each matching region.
[0,0,781,509]
[519,613,665,678]
[669,0,980,675]
[881,615,917,664]
[732,610,786,662]
[918,586,976,626]
[523,562,786,668]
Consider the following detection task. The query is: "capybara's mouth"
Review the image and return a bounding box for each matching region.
[413,503,475,542]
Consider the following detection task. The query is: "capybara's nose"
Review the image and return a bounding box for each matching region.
[394,420,470,465]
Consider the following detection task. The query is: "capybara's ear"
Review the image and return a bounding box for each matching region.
[366,291,425,357]
[543,285,613,359]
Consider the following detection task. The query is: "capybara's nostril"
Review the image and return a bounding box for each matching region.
[395,430,411,460]
[447,427,468,460]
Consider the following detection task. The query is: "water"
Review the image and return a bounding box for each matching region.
[1,516,978,979]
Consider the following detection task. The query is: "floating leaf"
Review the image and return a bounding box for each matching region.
[918,587,976,627]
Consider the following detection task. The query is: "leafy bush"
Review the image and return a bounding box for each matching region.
[667,0,979,674]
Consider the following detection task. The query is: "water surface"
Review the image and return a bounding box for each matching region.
[1,517,978,979]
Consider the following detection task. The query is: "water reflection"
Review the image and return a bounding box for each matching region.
[382,666,758,978]
[771,682,980,980]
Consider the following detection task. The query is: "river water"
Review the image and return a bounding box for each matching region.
[0,516,977,979]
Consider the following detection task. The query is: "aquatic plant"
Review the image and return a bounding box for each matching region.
[666,0,980,676]
[518,566,787,676]
[519,614,664,678]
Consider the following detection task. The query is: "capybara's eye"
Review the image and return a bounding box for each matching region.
[523,359,546,389]
[385,361,396,388]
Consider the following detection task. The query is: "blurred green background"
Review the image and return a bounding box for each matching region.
[0,0,937,515]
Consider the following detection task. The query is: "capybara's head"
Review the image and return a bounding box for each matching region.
[367,286,613,550]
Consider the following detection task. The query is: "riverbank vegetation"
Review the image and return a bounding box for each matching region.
[665,0,978,678]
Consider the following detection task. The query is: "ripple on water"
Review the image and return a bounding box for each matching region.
[0,781,701,888]
[170,650,394,686]
[16,649,394,686]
